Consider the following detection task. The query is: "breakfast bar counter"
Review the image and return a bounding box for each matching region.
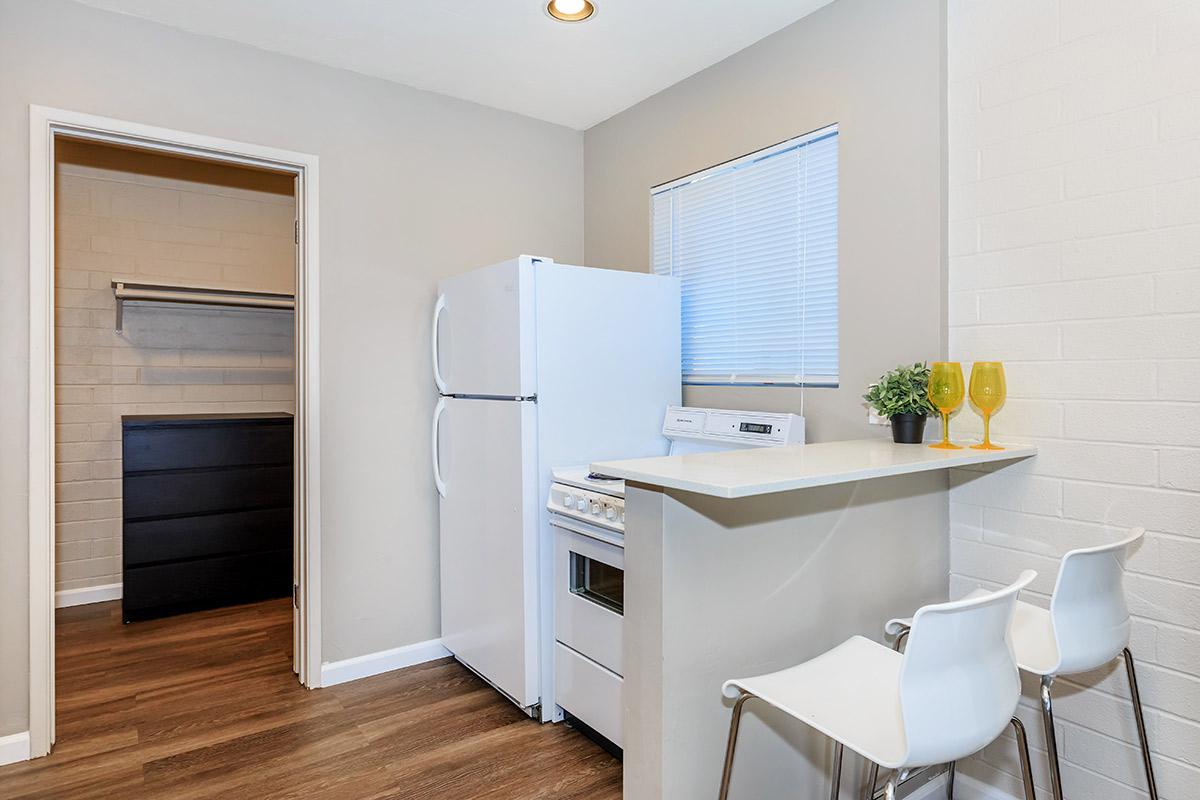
[592,439,1036,800]
[592,437,1038,499]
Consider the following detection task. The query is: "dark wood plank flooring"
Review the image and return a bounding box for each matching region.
[0,599,622,799]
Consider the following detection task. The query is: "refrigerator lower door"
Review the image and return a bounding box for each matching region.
[437,396,540,710]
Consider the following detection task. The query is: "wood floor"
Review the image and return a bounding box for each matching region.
[0,599,621,799]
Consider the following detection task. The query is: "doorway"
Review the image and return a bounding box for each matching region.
[28,107,322,759]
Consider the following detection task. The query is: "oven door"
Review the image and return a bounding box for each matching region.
[552,517,624,675]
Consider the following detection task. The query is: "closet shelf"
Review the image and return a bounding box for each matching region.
[111,277,294,333]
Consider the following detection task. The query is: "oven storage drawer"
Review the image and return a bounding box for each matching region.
[555,642,623,748]
[554,523,623,675]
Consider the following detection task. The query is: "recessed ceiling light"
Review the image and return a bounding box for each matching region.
[546,0,595,23]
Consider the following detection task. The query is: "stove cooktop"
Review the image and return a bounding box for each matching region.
[550,465,625,498]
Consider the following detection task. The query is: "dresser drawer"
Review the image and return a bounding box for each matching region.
[123,507,291,567]
[123,548,292,621]
[123,465,291,520]
[123,417,292,472]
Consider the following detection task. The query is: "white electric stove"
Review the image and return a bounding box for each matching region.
[546,406,803,751]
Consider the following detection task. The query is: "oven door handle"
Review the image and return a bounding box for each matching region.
[550,517,624,550]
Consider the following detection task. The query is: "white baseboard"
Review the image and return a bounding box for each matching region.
[907,777,1012,800]
[906,773,1019,800]
[320,638,450,687]
[0,731,31,766]
[55,582,122,608]
[954,774,1021,800]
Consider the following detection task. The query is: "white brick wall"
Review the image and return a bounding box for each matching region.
[54,141,295,593]
[948,2,1200,798]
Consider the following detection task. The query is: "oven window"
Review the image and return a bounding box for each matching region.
[570,552,624,615]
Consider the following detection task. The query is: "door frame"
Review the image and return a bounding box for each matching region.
[27,105,324,758]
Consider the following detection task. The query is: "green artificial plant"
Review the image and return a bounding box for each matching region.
[863,362,937,418]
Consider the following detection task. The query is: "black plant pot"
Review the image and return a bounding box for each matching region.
[889,413,928,444]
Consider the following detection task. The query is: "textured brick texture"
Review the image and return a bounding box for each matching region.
[948,2,1200,798]
[54,141,296,593]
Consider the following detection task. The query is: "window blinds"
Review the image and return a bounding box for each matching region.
[651,125,838,386]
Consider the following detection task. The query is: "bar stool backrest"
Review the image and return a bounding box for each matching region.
[1049,527,1143,676]
[897,570,1037,768]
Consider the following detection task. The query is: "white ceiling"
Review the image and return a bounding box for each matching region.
[73,0,834,130]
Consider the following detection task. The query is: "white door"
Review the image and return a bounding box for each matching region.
[435,396,540,709]
[433,256,538,398]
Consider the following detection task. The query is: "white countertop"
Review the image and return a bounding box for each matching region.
[591,438,1038,499]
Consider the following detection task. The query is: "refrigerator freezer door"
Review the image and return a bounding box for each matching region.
[438,396,540,710]
[434,256,538,398]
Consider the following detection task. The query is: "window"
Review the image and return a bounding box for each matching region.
[651,125,838,386]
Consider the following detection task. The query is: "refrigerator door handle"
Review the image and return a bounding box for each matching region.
[432,397,447,497]
[432,293,448,394]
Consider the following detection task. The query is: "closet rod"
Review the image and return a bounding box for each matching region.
[111,279,294,333]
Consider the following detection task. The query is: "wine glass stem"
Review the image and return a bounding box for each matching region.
[942,411,950,446]
[983,413,991,447]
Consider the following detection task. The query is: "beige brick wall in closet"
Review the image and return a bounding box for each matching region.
[54,141,296,594]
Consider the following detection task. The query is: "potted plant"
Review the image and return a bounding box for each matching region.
[864,362,936,444]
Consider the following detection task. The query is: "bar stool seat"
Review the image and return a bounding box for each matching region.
[883,528,1158,800]
[722,636,908,769]
[888,590,1059,675]
[718,571,1040,800]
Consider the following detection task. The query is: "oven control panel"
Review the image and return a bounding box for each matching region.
[547,483,624,533]
[662,405,805,448]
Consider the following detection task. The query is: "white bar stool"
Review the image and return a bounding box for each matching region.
[884,528,1157,800]
[718,571,1038,800]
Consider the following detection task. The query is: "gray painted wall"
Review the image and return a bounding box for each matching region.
[0,0,583,735]
[0,0,949,742]
[583,0,948,443]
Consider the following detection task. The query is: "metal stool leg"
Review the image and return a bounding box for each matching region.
[1123,648,1159,799]
[1011,716,1038,800]
[865,759,879,799]
[1039,676,1064,800]
[946,761,956,799]
[864,762,879,800]
[718,693,752,800]
[881,770,908,800]
[831,742,844,800]
[866,629,910,799]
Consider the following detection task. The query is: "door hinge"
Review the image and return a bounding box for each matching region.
[293,584,299,609]
[294,219,300,244]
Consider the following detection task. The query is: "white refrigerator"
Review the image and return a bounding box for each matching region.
[432,255,680,721]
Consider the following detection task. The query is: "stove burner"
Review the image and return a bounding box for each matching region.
[586,472,620,482]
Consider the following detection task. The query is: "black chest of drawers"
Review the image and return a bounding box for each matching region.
[121,414,293,623]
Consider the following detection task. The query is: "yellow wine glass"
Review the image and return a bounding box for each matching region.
[928,362,965,450]
[969,361,1007,450]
